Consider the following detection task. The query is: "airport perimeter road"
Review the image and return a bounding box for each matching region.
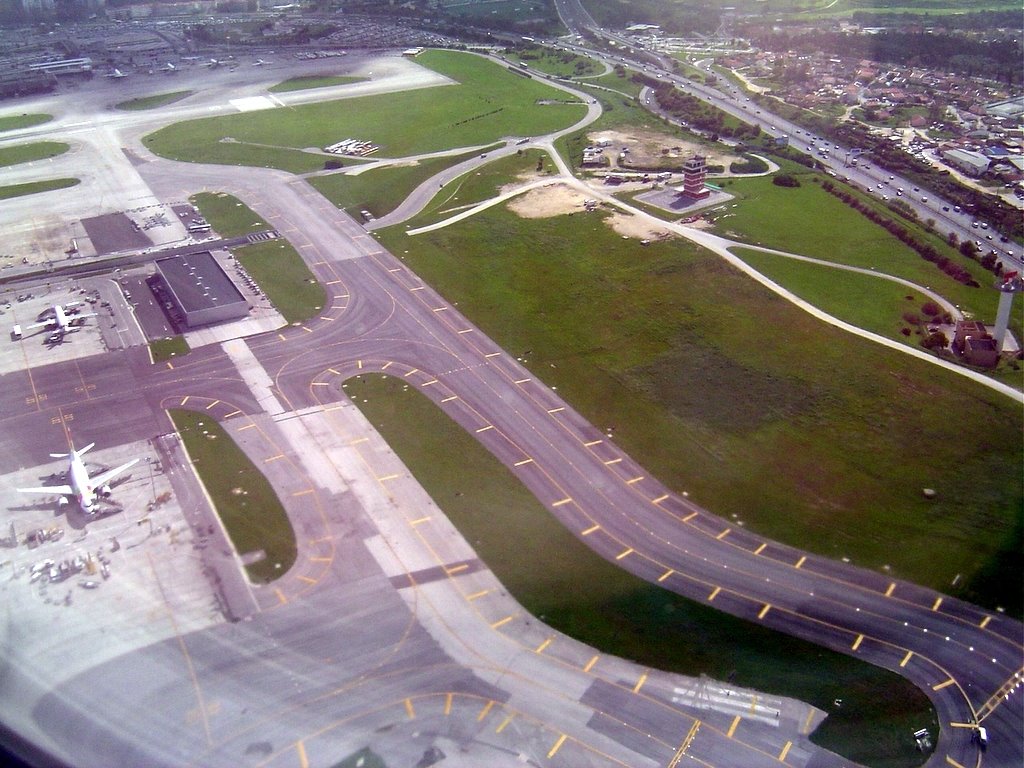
[127,146,1023,768]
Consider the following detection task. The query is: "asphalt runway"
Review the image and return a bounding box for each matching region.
[0,48,1019,768]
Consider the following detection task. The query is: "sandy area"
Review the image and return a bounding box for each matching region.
[506,183,675,241]
[587,128,742,169]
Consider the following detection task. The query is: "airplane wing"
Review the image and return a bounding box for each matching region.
[91,459,140,489]
[17,484,73,496]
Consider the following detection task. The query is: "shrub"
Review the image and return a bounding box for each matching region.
[920,301,942,317]
[772,173,800,187]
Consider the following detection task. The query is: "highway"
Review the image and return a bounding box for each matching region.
[0,44,1020,768]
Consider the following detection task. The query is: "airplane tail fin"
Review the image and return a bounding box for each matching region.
[51,442,95,459]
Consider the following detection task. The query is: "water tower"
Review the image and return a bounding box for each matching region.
[992,271,1023,352]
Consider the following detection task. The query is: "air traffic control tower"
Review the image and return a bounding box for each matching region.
[993,271,1023,352]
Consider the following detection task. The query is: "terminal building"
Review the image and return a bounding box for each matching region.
[154,252,249,328]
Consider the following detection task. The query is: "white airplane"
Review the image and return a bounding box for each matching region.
[161,62,176,73]
[202,58,221,68]
[253,59,267,67]
[17,443,139,514]
[28,302,96,334]
[106,68,127,79]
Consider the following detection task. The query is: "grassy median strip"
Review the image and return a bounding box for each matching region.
[0,113,51,132]
[170,409,296,583]
[269,74,363,93]
[350,374,935,768]
[149,335,189,363]
[189,192,325,324]
[0,177,79,200]
[0,141,69,167]
[378,205,1023,615]
[115,90,193,111]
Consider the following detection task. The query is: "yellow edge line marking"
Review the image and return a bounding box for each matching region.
[754,543,767,555]
[604,457,622,465]
[466,589,490,601]
[548,407,564,414]
[716,527,731,540]
[404,698,415,719]
[727,715,740,738]
[584,439,603,446]
[296,575,316,584]
[514,458,533,466]
[795,555,806,569]
[444,693,452,716]
[547,734,567,759]
[582,524,600,536]
[932,678,955,691]
[495,714,513,733]
[779,740,792,761]
[477,700,494,722]
[274,588,287,605]
[932,597,943,611]
[801,708,815,735]
[552,498,572,507]
[410,516,431,526]
[475,425,493,433]
[758,604,771,620]
[441,395,458,403]
[885,582,896,597]
[378,473,400,482]
[658,569,674,582]
[708,586,721,601]
[297,740,308,768]
[491,615,514,629]
[948,722,978,728]
[627,476,644,484]
[900,650,913,668]
[446,563,469,575]
[237,423,256,431]
[616,547,634,560]
[633,672,648,693]
[535,637,553,654]
[852,634,864,651]
[583,655,599,673]
[484,352,501,358]
[980,616,991,628]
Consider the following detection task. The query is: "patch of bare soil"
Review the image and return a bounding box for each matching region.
[587,128,741,169]
[506,183,590,218]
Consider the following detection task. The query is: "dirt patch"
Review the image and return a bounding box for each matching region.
[607,212,675,241]
[587,128,742,170]
[506,183,591,218]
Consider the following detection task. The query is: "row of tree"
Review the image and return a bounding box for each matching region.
[821,180,984,287]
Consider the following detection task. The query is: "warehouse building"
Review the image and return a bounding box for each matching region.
[154,252,249,328]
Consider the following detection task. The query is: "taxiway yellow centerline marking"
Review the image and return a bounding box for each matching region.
[758,604,771,620]
[495,714,513,733]
[514,458,533,466]
[932,597,943,612]
[466,590,490,601]
[979,616,991,628]
[535,637,553,654]
[633,672,648,693]
[885,582,896,597]
[716,527,731,540]
[616,547,634,560]
[444,693,452,716]
[583,655,599,673]
[552,497,572,507]
[410,516,431,526]
[948,722,978,728]
[779,741,792,761]
[547,734,567,759]
[727,715,740,738]
[852,634,864,651]
[932,678,955,691]
[900,650,913,668]
[708,586,721,601]
[477,700,494,722]
[584,439,603,447]
[582,524,600,536]
[441,395,458,403]
[297,740,308,768]
[405,698,415,719]
[795,555,806,569]
[491,615,514,629]
[801,709,815,735]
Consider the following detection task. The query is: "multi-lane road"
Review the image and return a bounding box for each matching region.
[0,44,1021,768]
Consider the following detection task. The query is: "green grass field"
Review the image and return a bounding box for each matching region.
[169,409,296,582]
[189,192,324,324]
[149,335,189,363]
[352,374,935,768]
[115,90,193,111]
[308,147,493,220]
[377,204,1023,616]
[0,177,79,200]
[143,50,586,173]
[0,113,51,133]
[0,141,69,168]
[269,74,363,93]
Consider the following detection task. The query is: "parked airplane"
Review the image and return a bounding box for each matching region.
[106,68,127,79]
[202,58,221,68]
[253,59,267,66]
[28,302,95,334]
[160,62,177,73]
[16,443,139,514]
